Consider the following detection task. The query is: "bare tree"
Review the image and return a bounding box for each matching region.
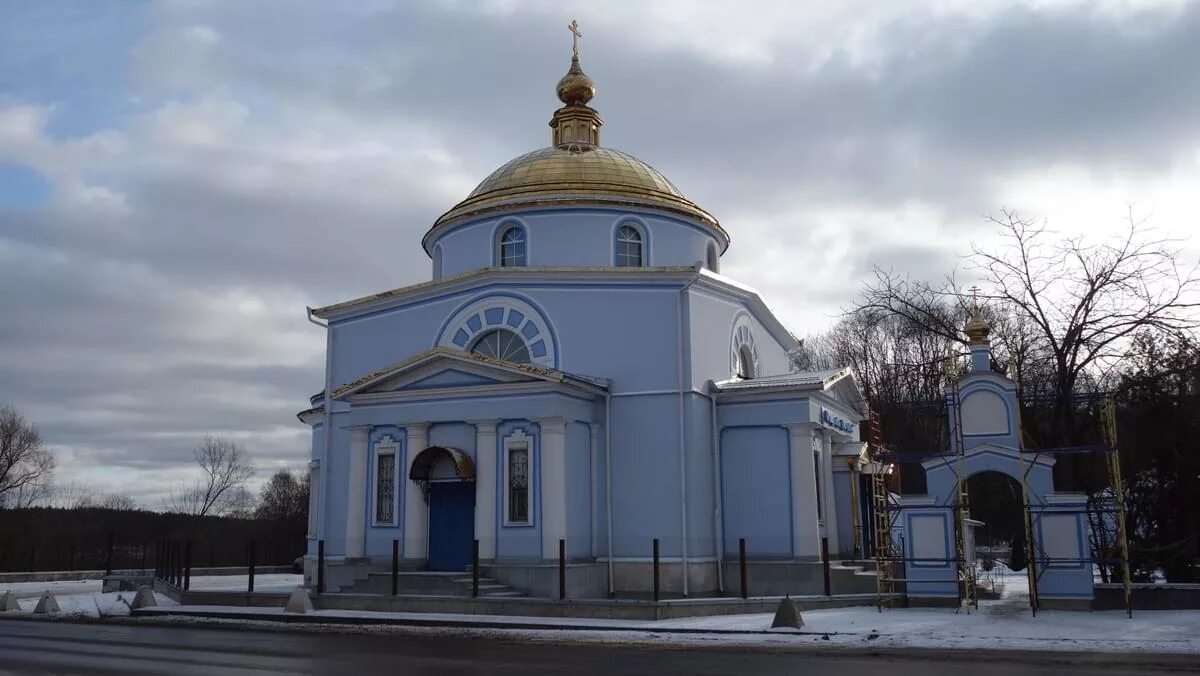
[971,209,1199,419]
[100,493,138,511]
[164,437,254,518]
[853,210,1198,416]
[225,486,257,519]
[50,481,96,509]
[0,405,55,509]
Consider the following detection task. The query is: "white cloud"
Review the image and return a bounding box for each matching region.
[1,0,1198,505]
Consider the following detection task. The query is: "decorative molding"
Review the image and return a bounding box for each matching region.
[501,428,535,528]
[434,293,557,368]
[729,312,760,379]
[370,436,400,527]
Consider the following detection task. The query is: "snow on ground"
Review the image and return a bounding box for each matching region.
[184,574,303,593]
[0,579,101,599]
[7,591,179,618]
[5,567,1197,654]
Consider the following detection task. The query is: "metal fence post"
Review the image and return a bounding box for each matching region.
[471,540,480,598]
[821,536,832,596]
[739,537,748,599]
[184,541,193,591]
[391,539,399,596]
[558,538,566,600]
[652,538,660,602]
[248,540,256,593]
[317,540,325,595]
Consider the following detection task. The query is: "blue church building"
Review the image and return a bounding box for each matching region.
[299,34,870,597]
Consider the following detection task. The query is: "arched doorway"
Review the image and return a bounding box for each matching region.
[967,471,1027,574]
[410,446,476,571]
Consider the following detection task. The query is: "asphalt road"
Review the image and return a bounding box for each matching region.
[0,618,1191,675]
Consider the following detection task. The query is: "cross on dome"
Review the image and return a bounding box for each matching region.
[569,19,582,58]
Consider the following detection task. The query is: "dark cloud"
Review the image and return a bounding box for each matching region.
[1,0,1197,504]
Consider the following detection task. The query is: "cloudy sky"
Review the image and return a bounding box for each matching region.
[2,0,1198,506]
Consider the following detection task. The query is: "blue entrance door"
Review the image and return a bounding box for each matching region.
[427,481,475,571]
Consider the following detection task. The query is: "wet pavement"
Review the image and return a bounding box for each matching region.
[0,618,1184,675]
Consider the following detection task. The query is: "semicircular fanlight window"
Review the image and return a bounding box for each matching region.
[469,328,532,364]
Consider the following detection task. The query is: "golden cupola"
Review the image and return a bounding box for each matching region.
[425,20,724,247]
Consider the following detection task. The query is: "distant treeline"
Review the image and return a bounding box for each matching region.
[0,506,304,573]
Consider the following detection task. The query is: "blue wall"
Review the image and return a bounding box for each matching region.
[426,207,724,278]
[607,394,683,557]
[720,426,792,557]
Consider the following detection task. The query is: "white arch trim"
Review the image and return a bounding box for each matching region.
[436,294,557,369]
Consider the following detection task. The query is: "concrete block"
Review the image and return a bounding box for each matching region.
[771,596,804,629]
[130,586,157,610]
[0,591,18,611]
[33,592,60,614]
[284,587,314,614]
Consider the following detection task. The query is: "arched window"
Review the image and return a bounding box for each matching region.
[736,345,756,379]
[470,328,531,364]
[615,224,643,267]
[432,244,443,279]
[498,225,527,267]
[706,242,719,273]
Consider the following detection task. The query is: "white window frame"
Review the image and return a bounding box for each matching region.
[498,225,527,267]
[502,430,534,527]
[706,242,719,272]
[614,223,644,267]
[371,436,400,527]
[307,460,320,538]
[737,345,756,379]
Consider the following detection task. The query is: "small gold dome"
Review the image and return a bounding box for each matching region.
[428,146,722,234]
[556,56,595,106]
[965,306,991,346]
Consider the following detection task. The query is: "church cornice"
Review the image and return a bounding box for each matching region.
[312,266,699,321]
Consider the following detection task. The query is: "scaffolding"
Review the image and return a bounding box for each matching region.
[868,409,901,611]
[1017,396,1133,617]
[868,391,1133,617]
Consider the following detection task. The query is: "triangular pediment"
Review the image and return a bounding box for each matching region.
[823,370,866,415]
[332,348,567,400]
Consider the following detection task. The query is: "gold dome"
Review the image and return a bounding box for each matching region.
[556,56,595,106]
[965,300,991,346]
[421,20,725,250]
[428,146,721,233]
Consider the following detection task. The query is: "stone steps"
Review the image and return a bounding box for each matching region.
[350,570,525,597]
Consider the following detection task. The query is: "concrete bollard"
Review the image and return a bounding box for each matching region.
[770,595,804,629]
[33,591,60,614]
[284,587,314,614]
[130,586,157,610]
[0,592,18,612]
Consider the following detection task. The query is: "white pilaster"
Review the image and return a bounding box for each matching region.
[820,432,840,556]
[345,426,371,559]
[403,422,429,560]
[785,423,821,559]
[470,419,500,560]
[537,417,568,560]
[589,423,603,558]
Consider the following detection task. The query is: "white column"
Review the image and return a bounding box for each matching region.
[785,423,821,560]
[470,419,500,560]
[403,422,429,560]
[589,423,603,558]
[345,426,371,559]
[821,432,840,556]
[537,417,567,560]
